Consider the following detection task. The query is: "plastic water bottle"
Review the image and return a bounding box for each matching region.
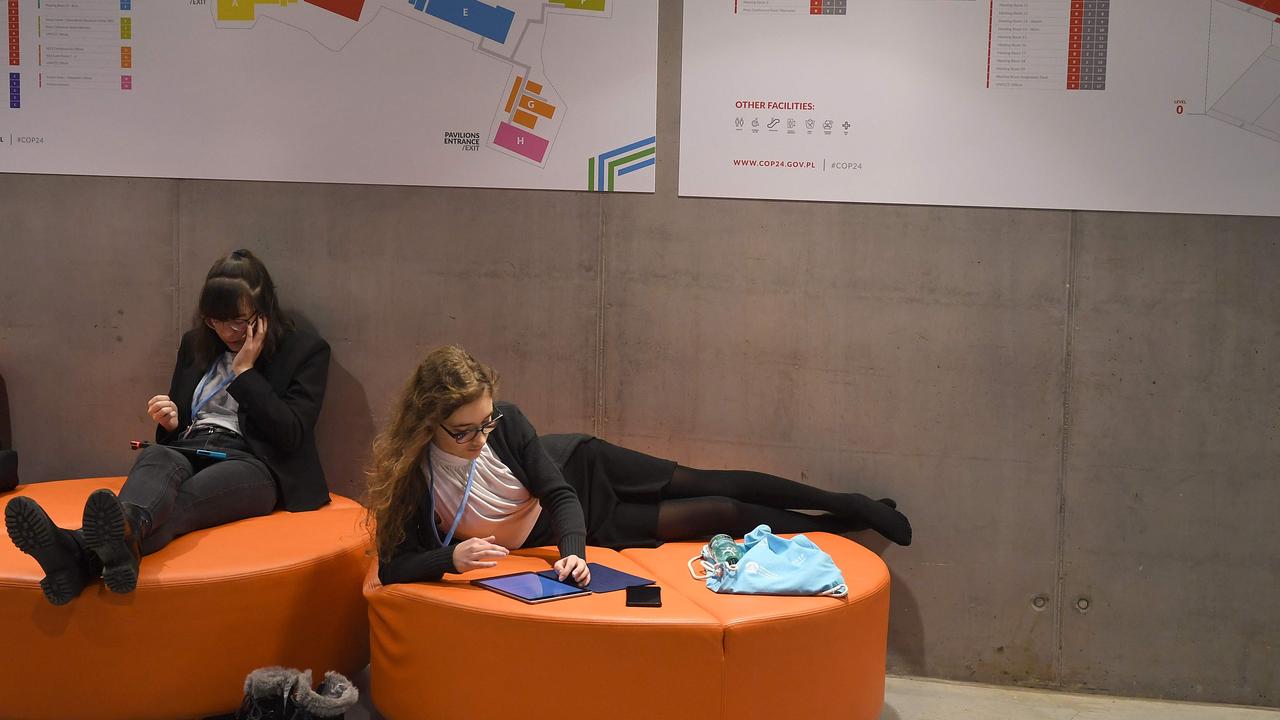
[708,534,743,567]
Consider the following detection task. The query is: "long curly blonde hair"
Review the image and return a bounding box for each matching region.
[365,345,499,559]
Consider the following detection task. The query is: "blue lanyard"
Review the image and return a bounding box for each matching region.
[185,361,235,436]
[427,445,478,547]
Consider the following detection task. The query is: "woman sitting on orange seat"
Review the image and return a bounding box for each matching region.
[366,345,910,589]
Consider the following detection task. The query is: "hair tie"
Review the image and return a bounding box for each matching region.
[231,249,249,259]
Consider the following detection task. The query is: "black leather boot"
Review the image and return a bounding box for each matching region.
[81,488,147,594]
[5,496,103,605]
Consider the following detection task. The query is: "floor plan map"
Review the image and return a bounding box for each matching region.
[2,0,657,191]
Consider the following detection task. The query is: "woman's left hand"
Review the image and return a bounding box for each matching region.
[232,316,269,375]
[553,554,590,586]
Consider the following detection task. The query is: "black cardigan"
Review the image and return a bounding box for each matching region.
[377,401,588,585]
[157,327,332,511]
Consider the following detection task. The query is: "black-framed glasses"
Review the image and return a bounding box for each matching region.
[205,312,259,333]
[441,412,503,444]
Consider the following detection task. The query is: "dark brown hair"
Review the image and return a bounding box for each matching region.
[365,346,500,558]
[192,249,293,364]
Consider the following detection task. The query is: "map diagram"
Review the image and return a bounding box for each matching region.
[211,0,611,167]
[1205,0,1280,143]
[2,0,658,191]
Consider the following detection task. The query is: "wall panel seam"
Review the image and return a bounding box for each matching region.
[1053,210,1079,688]
[594,194,606,437]
[173,180,183,346]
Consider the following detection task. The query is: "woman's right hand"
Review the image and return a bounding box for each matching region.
[147,394,180,432]
[452,535,509,572]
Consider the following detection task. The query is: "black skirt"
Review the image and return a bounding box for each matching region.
[525,437,676,550]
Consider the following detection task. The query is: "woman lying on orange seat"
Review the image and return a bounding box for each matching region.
[5,250,331,605]
[366,345,910,589]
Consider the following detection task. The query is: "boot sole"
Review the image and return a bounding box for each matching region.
[82,490,139,594]
[5,497,80,605]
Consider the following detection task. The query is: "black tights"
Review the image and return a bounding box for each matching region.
[653,466,912,546]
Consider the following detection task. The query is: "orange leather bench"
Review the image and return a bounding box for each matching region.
[0,477,372,720]
[365,532,890,720]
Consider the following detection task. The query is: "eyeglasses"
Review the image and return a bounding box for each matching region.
[205,313,259,333]
[441,413,503,444]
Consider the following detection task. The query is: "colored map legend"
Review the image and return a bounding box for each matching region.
[988,0,1109,90]
[1067,0,1109,90]
[37,0,135,91]
[734,0,846,15]
[7,0,18,66]
[8,0,17,108]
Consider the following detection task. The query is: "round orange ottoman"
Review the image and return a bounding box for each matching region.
[0,477,372,720]
[622,532,891,720]
[364,533,889,720]
[365,547,724,720]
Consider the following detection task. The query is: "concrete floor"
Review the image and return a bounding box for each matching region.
[880,676,1280,720]
[345,669,1278,719]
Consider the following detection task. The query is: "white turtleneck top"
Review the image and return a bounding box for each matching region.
[424,442,543,549]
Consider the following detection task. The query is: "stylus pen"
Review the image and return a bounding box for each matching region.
[129,441,229,461]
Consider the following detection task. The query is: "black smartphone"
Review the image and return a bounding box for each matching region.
[625,584,662,608]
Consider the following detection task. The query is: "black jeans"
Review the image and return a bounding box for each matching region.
[119,428,278,556]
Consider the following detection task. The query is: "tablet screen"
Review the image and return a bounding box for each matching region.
[474,572,589,603]
[536,563,654,594]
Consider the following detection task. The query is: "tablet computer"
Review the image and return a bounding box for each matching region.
[535,563,654,594]
[472,571,591,604]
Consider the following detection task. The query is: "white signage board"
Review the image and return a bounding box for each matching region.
[680,0,1280,215]
[2,0,658,192]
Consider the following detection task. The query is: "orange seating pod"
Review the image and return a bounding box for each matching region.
[0,478,372,720]
[623,533,890,720]
[364,532,889,720]
[365,548,724,720]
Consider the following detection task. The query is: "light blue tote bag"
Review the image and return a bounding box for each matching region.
[687,524,848,597]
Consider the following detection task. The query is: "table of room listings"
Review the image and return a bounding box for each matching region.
[7,0,18,107]
[735,0,848,16]
[989,0,1110,90]
[7,0,133,109]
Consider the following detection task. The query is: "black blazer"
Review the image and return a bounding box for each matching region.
[377,401,587,586]
[157,327,332,511]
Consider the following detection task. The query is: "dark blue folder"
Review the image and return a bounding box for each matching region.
[537,562,654,594]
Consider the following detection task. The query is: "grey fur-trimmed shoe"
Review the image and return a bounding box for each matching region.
[290,669,359,719]
[235,666,304,720]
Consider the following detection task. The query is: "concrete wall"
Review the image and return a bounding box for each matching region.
[1,0,1277,708]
